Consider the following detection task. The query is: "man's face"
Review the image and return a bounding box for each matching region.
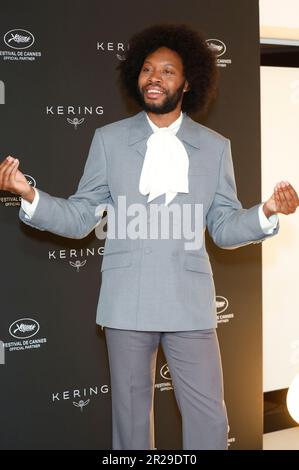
[137,47,189,115]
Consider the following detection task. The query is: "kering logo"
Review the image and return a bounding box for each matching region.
[52,385,109,403]
[46,105,104,128]
[46,105,104,116]
[49,247,104,272]
[9,318,40,339]
[0,80,4,104]
[96,41,129,60]
[4,29,35,49]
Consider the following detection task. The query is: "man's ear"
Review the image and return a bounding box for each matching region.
[183,81,190,92]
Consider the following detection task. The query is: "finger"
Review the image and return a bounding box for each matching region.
[280,181,299,213]
[0,158,13,184]
[10,159,19,181]
[277,182,296,213]
[279,182,294,211]
[283,181,299,206]
[276,183,289,213]
[0,156,13,170]
[1,159,14,184]
[274,186,281,211]
[3,159,18,188]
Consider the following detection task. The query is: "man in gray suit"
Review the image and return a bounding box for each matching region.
[0,24,298,450]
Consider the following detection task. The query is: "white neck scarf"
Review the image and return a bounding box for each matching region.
[139,112,189,206]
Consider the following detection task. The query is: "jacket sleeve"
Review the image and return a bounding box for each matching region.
[19,128,112,239]
[206,138,279,249]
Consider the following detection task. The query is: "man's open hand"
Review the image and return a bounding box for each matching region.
[263,181,299,218]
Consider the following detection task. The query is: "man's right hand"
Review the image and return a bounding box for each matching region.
[0,156,35,203]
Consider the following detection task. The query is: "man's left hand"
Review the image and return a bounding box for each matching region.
[263,181,299,218]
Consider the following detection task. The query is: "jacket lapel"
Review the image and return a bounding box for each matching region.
[176,114,201,150]
[128,111,152,159]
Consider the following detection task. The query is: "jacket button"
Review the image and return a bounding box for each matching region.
[144,247,152,254]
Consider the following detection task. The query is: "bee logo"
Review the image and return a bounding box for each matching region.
[69,259,87,272]
[67,117,85,130]
[73,399,90,412]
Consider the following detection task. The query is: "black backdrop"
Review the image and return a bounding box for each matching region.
[0,0,262,450]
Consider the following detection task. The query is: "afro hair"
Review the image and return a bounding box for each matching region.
[117,23,219,114]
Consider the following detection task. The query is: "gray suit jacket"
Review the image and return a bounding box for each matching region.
[19,111,279,331]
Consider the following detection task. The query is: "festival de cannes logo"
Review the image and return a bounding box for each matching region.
[160,363,172,381]
[216,296,229,314]
[206,39,226,57]
[9,318,40,339]
[155,362,173,392]
[216,296,235,325]
[4,29,35,49]
[5,317,47,353]
[206,39,231,68]
[24,174,36,188]
[0,173,36,208]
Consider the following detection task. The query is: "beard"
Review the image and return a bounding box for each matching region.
[138,81,185,114]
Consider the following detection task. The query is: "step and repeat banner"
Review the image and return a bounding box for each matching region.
[0,0,262,449]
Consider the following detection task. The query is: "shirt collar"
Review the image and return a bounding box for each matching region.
[146,111,183,135]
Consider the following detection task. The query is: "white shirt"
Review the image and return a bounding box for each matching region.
[21,113,278,234]
[140,112,189,205]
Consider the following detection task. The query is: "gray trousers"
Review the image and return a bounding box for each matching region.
[104,327,228,450]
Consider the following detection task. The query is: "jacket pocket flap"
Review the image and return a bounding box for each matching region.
[183,255,213,275]
[101,251,132,271]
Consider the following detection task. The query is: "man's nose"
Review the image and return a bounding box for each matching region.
[148,69,162,83]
